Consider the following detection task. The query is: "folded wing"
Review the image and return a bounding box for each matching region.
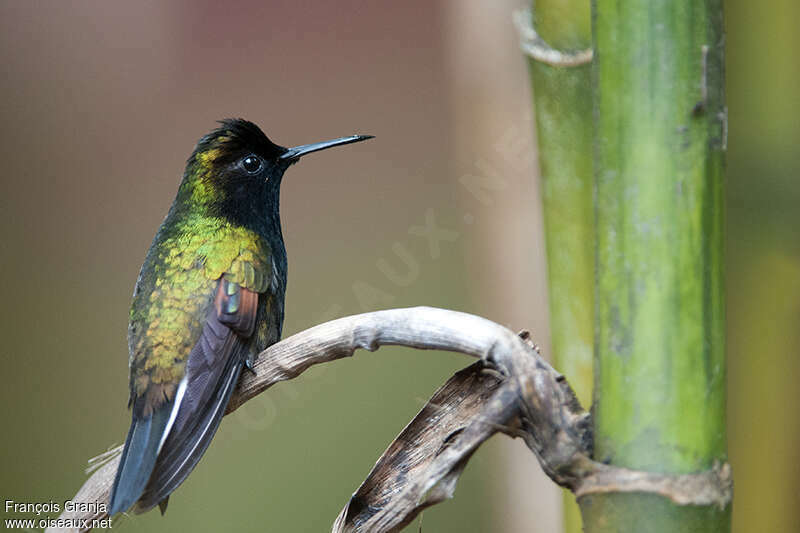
[109,279,259,515]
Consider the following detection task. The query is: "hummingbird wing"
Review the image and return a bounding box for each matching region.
[109,221,280,516]
[132,278,260,513]
[109,276,265,516]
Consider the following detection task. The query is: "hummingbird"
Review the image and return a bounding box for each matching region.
[108,119,372,516]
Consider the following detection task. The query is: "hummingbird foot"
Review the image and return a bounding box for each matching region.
[244,357,257,376]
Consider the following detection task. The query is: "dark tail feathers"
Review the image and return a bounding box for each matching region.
[108,405,172,516]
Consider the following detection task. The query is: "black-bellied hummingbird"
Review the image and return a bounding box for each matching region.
[108,119,373,515]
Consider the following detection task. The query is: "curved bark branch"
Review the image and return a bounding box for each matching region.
[229,307,540,412]
[50,307,592,532]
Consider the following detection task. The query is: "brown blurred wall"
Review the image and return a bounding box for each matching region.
[1,1,798,532]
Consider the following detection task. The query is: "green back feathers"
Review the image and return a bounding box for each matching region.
[128,213,272,406]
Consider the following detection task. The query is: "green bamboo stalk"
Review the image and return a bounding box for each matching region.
[523,2,592,532]
[585,0,729,530]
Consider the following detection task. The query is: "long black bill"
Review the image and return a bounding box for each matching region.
[279,134,374,161]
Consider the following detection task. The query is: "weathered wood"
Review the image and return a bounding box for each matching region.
[52,307,591,532]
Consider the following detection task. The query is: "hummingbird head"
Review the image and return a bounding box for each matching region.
[178,118,372,231]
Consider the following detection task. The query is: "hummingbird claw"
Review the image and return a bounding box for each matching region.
[244,357,257,376]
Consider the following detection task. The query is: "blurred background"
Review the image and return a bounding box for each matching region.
[0,1,796,532]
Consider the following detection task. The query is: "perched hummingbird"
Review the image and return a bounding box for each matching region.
[108,119,372,516]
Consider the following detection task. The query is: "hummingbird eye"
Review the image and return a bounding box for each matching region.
[241,155,263,174]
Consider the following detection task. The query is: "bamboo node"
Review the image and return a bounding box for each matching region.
[574,460,733,509]
[512,8,593,67]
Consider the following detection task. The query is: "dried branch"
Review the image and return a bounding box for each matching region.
[333,361,515,532]
[52,307,593,532]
